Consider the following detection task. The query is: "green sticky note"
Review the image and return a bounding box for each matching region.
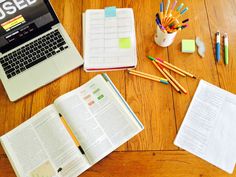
[182,39,196,53]
[119,38,131,49]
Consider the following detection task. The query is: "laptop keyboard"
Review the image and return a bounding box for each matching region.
[0,30,69,79]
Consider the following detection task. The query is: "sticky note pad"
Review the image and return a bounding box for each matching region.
[182,39,196,53]
[119,38,131,48]
[105,6,116,17]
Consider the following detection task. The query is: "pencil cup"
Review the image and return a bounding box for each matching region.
[154,26,177,47]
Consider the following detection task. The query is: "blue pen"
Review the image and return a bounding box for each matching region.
[216,31,221,62]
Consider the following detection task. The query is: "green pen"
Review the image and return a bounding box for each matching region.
[224,33,229,65]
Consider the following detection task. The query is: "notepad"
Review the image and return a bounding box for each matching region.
[83,8,137,71]
[174,80,236,174]
[182,39,195,53]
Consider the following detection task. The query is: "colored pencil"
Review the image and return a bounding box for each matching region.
[151,61,181,93]
[158,64,188,94]
[165,0,171,17]
[129,70,168,82]
[61,116,80,147]
[157,1,189,34]
[128,70,169,85]
[167,7,189,26]
[148,56,197,79]
[147,56,186,77]
[160,2,164,23]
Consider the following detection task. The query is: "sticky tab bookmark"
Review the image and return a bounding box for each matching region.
[119,38,131,48]
[105,6,116,17]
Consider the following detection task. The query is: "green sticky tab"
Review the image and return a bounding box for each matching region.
[93,88,100,94]
[119,38,131,48]
[98,95,104,100]
[182,39,196,53]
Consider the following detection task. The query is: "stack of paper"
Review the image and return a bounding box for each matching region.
[175,80,236,174]
[83,7,137,71]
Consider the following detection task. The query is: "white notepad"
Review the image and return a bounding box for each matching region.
[83,8,137,72]
[175,80,236,174]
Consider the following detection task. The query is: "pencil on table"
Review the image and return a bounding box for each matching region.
[147,56,186,77]
[128,70,168,82]
[148,56,197,79]
[128,70,169,85]
[158,64,188,94]
[151,61,181,93]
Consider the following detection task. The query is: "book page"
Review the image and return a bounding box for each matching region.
[174,80,236,174]
[1,105,90,177]
[84,8,137,70]
[54,75,142,164]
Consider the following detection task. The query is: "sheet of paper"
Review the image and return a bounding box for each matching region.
[84,8,137,70]
[174,80,236,174]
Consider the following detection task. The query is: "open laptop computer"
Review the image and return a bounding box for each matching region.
[0,0,84,101]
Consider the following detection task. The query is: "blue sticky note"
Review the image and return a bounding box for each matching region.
[105,6,116,17]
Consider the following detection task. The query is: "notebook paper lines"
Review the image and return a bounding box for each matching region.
[84,8,137,71]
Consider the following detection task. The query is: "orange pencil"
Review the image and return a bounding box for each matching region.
[154,59,186,77]
[128,70,169,85]
[159,64,188,94]
[148,56,196,79]
[151,61,181,93]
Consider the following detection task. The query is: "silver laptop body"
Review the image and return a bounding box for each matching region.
[0,0,83,101]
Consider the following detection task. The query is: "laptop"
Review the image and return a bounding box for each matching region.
[0,0,84,101]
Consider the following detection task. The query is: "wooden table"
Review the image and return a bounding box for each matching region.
[1,0,236,176]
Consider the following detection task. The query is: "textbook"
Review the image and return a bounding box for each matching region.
[0,74,144,177]
[83,7,137,71]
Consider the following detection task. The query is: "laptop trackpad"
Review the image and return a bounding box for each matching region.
[28,60,60,85]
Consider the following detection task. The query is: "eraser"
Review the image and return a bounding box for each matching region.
[182,39,196,53]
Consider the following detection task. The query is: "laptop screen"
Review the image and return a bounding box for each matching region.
[0,0,58,53]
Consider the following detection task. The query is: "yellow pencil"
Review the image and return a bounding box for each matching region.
[128,70,169,85]
[128,70,168,82]
[160,65,188,94]
[61,116,80,147]
[151,61,181,93]
[154,59,186,77]
[148,56,196,79]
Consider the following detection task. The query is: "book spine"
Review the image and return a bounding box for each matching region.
[101,73,144,129]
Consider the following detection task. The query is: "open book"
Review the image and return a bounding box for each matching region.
[0,74,143,177]
[83,7,137,71]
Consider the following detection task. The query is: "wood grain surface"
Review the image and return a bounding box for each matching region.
[0,0,236,176]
